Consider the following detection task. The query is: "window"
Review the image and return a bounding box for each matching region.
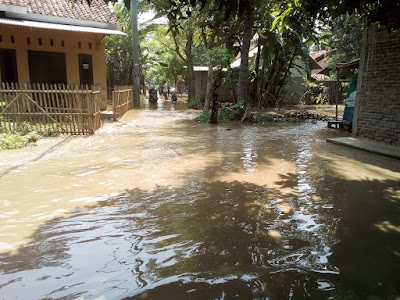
[28,50,67,84]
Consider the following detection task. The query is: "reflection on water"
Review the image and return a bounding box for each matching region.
[0,101,399,299]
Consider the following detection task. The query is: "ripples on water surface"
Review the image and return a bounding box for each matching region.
[0,102,399,299]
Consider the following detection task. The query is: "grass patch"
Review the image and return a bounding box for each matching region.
[0,122,59,150]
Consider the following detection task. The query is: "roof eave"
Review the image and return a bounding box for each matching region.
[4,10,122,31]
[0,18,126,36]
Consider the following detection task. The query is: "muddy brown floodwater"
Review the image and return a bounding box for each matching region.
[0,101,399,299]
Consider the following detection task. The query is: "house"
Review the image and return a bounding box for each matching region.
[0,0,125,110]
[309,50,330,80]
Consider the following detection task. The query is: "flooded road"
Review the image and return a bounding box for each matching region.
[1,101,399,299]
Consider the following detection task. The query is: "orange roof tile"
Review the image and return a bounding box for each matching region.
[0,0,119,25]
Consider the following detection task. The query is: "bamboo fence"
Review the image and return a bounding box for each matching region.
[0,82,101,135]
[112,85,133,121]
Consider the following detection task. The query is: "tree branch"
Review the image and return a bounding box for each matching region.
[213,17,244,48]
[172,33,187,62]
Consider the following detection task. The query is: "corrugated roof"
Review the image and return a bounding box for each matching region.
[193,66,209,71]
[0,17,126,35]
[0,0,119,25]
[309,50,329,70]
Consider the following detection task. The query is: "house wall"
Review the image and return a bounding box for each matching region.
[0,24,108,109]
[353,25,400,145]
[194,71,208,101]
[290,59,308,78]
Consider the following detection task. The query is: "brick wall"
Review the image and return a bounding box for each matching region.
[355,26,400,145]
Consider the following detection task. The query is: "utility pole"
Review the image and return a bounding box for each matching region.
[131,0,140,108]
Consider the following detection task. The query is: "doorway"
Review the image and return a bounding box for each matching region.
[0,48,18,83]
[78,54,93,86]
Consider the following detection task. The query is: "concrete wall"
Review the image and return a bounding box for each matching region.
[354,25,400,145]
[0,24,108,109]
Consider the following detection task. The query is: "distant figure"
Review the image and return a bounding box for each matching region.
[163,82,168,100]
[171,87,177,101]
[148,85,157,104]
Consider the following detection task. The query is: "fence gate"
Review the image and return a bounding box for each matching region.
[0,82,101,135]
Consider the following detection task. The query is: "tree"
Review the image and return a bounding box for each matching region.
[327,14,363,66]
[105,3,133,87]
[237,1,253,104]
[148,1,204,102]
[272,0,400,32]
[141,25,183,86]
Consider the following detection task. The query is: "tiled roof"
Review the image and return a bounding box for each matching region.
[0,0,119,25]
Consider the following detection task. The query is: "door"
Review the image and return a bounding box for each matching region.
[0,48,18,83]
[78,54,93,86]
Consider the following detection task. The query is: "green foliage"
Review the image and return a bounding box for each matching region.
[301,77,328,104]
[231,100,246,118]
[253,115,303,123]
[194,111,211,123]
[207,47,233,69]
[41,125,60,137]
[272,0,399,33]
[194,106,235,123]
[14,122,36,135]
[328,14,363,67]
[0,122,59,150]
[105,4,133,86]
[218,106,235,123]
[187,96,204,110]
[0,133,28,150]
[0,130,40,150]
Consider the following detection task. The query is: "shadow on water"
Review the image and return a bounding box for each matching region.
[0,175,399,299]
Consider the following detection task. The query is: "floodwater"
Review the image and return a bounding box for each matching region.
[0,101,399,299]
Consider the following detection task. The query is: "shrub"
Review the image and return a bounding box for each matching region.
[218,106,235,123]
[0,133,27,149]
[187,96,204,110]
[42,125,59,137]
[194,111,211,123]
[0,122,59,150]
[194,106,236,124]
[231,100,246,119]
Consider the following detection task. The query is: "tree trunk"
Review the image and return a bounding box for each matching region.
[237,11,252,104]
[204,65,213,110]
[210,72,223,124]
[250,37,262,106]
[185,35,195,103]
